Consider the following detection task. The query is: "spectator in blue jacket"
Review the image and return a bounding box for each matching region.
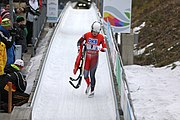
[0,18,16,65]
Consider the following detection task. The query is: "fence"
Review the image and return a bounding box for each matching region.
[103,21,136,120]
[31,4,47,56]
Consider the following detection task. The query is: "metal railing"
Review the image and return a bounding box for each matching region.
[31,5,47,56]
[104,21,137,120]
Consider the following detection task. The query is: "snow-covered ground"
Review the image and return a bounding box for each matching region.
[124,62,180,120]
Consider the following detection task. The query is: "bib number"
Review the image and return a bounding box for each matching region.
[86,44,99,51]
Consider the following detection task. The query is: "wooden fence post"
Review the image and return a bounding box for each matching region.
[8,82,12,113]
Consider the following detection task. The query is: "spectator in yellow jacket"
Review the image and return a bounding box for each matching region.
[0,38,7,75]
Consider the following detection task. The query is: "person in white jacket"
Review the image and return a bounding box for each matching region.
[25,0,40,46]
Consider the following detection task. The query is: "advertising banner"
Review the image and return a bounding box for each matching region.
[103,0,132,33]
[106,21,117,66]
[47,0,58,23]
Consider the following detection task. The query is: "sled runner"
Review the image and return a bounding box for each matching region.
[69,44,86,89]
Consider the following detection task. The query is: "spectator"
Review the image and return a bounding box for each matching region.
[0,18,16,65]
[0,59,28,112]
[0,39,7,75]
[0,2,17,22]
[1,9,10,20]
[14,16,28,54]
[15,7,26,16]
[16,16,28,42]
[26,0,40,46]
[59,2,64,9]
[4,59,27,92]
[0,15,6,75]
[0,14,6,75]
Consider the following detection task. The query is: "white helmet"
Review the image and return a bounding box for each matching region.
[91,21,101,33]
[14,59,24,67]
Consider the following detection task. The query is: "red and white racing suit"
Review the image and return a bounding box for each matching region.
[77,32,106,92]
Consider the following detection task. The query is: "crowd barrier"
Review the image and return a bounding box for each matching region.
[103,21,136,120]
[31,4,47,56]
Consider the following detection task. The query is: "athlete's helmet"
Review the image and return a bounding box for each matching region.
[14,59,24,67]
[91,21,101,33]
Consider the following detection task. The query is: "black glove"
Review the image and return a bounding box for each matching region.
[77,46,80,52]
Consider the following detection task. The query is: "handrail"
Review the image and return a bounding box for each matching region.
[102,20,137,119]
[31,5,47,56]
[111,28,137,120]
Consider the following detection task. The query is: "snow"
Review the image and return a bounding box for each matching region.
[124,62,180,120]
[29,5,117,120]
[132,22,145,34]
[134,43,154,56]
